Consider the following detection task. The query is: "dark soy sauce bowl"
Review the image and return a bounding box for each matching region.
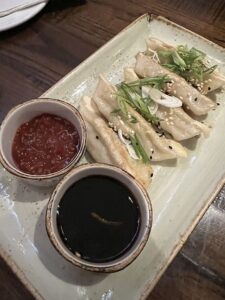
[46,163,153,273]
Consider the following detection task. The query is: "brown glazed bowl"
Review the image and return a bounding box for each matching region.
[46,163,153,273]
[0,98,86,186]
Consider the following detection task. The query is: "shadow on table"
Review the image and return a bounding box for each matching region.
[46,0,86,13]
[33,205,107,286]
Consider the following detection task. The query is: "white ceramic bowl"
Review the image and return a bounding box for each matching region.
[46,163,153,273]
[0,98,86,186]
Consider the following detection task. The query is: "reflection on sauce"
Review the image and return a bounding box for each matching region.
[12,113,80,175]
[57,175,140,263]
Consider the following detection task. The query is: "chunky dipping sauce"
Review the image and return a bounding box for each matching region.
[57,175,140,263]
[12,113,80,175]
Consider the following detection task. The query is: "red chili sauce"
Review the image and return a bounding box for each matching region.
[12,113,80,175]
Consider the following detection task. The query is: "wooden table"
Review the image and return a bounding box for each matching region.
[1,0,225,299]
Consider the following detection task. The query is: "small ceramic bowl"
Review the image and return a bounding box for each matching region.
[0,98,86,186]
[46,163,153,273]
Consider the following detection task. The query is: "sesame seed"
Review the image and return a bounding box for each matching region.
[150,173,153,177]
[180,96,183,100]
[169,145,173,149]
[217,103,220,106]
[96,136,99,139]
[194,97,198,101]
[150,156,152,160]
[208,87,211,91]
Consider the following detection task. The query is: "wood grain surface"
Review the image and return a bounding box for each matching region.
[0,0,225,299]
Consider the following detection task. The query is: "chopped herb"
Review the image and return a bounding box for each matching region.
[130,115,138,123]
[125,75,171,90]
[111,108,121,114]
[117,91,129,117]
[129,134,149,163]
[116,82,161,125]
[154,46,217,83]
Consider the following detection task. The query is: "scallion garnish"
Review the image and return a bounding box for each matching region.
[129,134,149,163]
[115,81,162,125]
[111,108,121,114]
[156,45,217,82]
[125,75,171,90]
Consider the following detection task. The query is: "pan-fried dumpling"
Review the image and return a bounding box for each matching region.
[135,53,216,115]
[79,96,152,188]
[93,76,187,161]
[123,68,210,141]
[146,38,225,95]
[155,107,210,141]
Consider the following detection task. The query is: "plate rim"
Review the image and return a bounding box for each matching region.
[140,174,225,299]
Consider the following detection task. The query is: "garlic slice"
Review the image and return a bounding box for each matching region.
[118,129,140,160]
[142,86,182,108]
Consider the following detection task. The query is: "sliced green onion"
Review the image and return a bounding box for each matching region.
[130,134,149,163]
[154,45,217,83]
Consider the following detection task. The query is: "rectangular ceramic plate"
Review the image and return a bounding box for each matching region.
[1,14,225,300]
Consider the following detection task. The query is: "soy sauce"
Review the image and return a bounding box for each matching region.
[56,175,140,263]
